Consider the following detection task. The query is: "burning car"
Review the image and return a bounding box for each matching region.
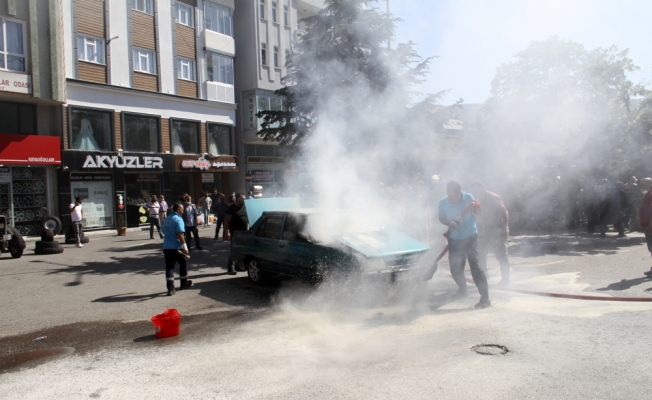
[230,199,429,284]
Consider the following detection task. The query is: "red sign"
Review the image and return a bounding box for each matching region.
[0,133,61,165]
[244,173,253,183]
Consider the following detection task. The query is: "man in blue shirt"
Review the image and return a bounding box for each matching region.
[438,180,490,308]
[162,202,192,296]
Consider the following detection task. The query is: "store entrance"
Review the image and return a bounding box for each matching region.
[125,173,162,227]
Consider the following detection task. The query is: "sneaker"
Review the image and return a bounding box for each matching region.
[179,280,193,290]
[227,266,237,275]
[451,291,468,300]
[160,235,165,239]
[76,243,83,248]
[150,237,154,239]
[167,289,176,296]
[475,298,491,309]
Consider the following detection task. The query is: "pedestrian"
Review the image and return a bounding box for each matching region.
[638,178,652,277]
[161,202,192,296]
[470,181,510,285]
[438,181,490,309]
[159,195,168,221]
[69,196,84,248]
[624,176,641,231]
[600,179,626,238]
[213,193,228,240]
[223,193,249,275]
[199,192,212,228]
[146,195,164,239]
[247,190,254,200]
[182,195,202,251]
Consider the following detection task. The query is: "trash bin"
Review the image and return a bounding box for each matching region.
[151,308,181,339]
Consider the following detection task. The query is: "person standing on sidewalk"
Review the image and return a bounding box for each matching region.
[69,196,84,248]
[470,181,510,285]
[213,193,228,240]
[182,195,202,251]
[438,181,490,309]
[638,178,652,277]
[146,195,164,239]
[161,202,192,296]
[199,192,212,228]
[224,193,249,275]
[159,195,168,221]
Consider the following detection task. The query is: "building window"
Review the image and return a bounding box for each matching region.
[259,0,265,19]
[133,0,153,14]
[205,2,233,36]
[0,102,35,134]
[207,123,232,155]
[272,2,278,23]
[273,46,279,68]
[206,52,233,85]
[283,5,288,26]
[261,43,267,66]
[133,48,156,74]
[76,35,104,64]
[171,120,199,154]
[176,3,194,27]
[123,114,159,153]
[0,18,26,72]
[70,108,112,152]
[177,57,195,81]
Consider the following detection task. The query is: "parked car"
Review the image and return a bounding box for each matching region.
[230,204,429,284]
[0,215,26,258]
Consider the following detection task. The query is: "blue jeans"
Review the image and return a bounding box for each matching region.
[203,209,210,226]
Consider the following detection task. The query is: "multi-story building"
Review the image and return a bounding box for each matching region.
[0,0,65,237]
[60,0,238,229]
[233,0,323,194]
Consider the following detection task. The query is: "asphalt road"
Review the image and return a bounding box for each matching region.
[1,228,652,398]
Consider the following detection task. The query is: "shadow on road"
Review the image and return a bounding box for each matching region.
[508,233,645,258]
[597,277,651,291]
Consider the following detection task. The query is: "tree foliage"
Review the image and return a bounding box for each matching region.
[256,0,442,152]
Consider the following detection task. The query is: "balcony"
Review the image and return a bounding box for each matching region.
[206,81,235,104]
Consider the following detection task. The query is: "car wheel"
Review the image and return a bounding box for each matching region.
[34,246,64,255]
[7,226,25,249]
[42,216,62,235]
[247,258,265,284]
[9,237,23,258]
[320,262,346,284]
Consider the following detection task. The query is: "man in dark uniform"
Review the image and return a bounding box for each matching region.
[224,193,249,275]
[161,202,192,296]
[438,181,490,309]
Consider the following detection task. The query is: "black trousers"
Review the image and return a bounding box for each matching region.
[72,221,84,245]
[214,216,224,239]
[185,225,201,249]
[448,235,489,300]
[149,216,162,238]
[164,249,188,291]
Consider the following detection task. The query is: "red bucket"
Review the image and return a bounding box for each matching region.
[151,308,182,339]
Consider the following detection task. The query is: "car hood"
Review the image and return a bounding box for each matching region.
[332,230,429,258]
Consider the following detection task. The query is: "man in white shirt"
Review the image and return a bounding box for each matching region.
[146,195,164,239]
[69,196,84,248]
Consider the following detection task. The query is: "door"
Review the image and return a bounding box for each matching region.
[280,213,317,279]
[0,183,11,226]
[252,214,287,274]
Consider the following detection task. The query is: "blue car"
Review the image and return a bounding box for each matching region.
[230,199,429,284]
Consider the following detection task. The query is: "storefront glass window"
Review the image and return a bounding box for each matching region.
[207,124,232,155]
[70,108,112,151]
[70,174,114,228]
[125,173,161,226]
[124,114,159,153]
[0,102,34,134]
[169,174,195,204]
[171,120,199,154]
[0,167,48,236]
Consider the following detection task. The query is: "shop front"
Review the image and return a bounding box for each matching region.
[0,133,61,236]
[246,155,286,196]
[60,151,175,229]
[171,154,238,201]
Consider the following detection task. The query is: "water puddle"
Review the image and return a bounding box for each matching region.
[0,347,75,373]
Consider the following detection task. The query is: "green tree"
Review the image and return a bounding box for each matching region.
[256,0,441,153]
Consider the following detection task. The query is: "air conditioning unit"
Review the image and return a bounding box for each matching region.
[207,81,235,104]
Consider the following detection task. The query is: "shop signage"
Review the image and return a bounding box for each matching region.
[181,157,212,170]
[0,167,10,182]
[251,170,274,182]
[202,173,214,183]
[244,95,256,130]
[244,173,252,183]
[71,173,112,181]
[0,133,61,165]
[0,71,32,94]
[82,155,164,169]
[127,174,160,183]
[176,155,238,171]
[247,156,285,164]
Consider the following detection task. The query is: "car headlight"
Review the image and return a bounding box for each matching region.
[362,258,385,272]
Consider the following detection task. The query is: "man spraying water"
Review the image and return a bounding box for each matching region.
[437,181,491,309]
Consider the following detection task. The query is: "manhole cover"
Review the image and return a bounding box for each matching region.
[0,347,75,373]
[471,344,508,355]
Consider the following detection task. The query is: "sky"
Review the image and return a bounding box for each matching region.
[388,0,652,105]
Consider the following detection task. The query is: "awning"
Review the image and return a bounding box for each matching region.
[0,133,61,165]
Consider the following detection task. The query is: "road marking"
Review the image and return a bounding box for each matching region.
[530,261,566,267]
